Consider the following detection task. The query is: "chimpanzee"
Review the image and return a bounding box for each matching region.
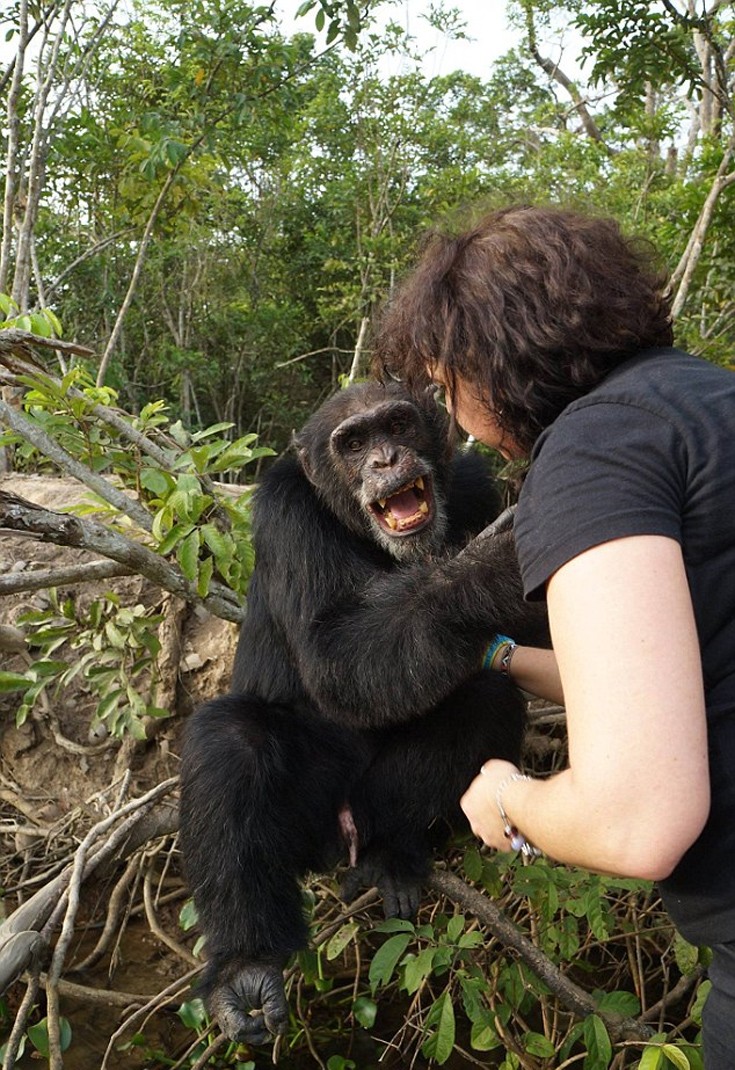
[179,381,548,1046]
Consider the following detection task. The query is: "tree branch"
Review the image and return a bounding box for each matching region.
[670,133,735,317]
[0,328,94,361]
[0,559,132,595]
[521,0,611,151]
[0,396,154,532]
[0,490,243,622]
[428,868,654,1044]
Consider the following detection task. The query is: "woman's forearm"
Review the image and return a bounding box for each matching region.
[504,645,564,706]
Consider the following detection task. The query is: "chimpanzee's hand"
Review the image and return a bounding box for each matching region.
[473,504,517,542]
[208,962,288,1045]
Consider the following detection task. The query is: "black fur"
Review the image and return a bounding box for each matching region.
[179,381,548,1044]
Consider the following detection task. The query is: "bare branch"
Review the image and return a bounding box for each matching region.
[521,0,611,151]
[0,328,95,360]
[43,230,134,301]
[0,782,178,995]
[0,559,132,595]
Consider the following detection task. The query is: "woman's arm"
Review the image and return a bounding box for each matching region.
[500,645,564,706]
[461,534,710,880]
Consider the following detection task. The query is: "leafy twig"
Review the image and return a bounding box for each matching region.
[428,868,654,1045]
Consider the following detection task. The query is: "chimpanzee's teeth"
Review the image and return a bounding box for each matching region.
[415,476,424,491]
[418,501,429,515]
[378,498,387,509]
[385,514,398,530]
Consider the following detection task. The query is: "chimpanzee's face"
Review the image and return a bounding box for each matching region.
[329,400,439,542]
[297,386,450,561]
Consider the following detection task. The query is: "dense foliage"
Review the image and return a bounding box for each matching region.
[1,0,734,1067]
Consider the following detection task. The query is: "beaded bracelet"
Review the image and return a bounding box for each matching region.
[497,640,517,678]
[490,771,542,860]
[482,634,515,672]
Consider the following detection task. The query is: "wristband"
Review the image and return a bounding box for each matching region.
[490,771,542,860]
[482,634,514,672]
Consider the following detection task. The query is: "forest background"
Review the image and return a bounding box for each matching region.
[0,1,733,1069]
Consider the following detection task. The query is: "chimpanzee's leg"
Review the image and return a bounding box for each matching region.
[179,694,369,1043]
[342,671,525,916]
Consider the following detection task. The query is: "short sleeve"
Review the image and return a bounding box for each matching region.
[515,400,687,601]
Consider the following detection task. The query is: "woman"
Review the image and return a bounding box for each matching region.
[374,205,735,1066]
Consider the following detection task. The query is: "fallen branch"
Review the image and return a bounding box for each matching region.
[0,781,179,995]
[40,973,150,1008]
[0,490,243,622]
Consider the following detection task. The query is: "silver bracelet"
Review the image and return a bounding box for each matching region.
[497,641,517,678]
[493,772,542,860]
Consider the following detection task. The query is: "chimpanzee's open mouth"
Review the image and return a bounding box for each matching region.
[369,476,433,536]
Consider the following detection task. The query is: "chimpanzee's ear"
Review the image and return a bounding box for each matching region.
[293,431,317,488]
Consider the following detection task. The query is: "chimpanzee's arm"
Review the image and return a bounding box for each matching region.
[244,459,547,728]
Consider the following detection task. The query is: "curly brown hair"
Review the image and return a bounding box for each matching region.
[373,205,674,455]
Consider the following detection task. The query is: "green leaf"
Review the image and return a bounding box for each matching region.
[95,688,124,723]
[422,991,456,1065]
[352,995,377,1029]
[638,1043,665,1070]
[177,529,201,582]
[157,521,195,556]
[596,990,640,1017]
[201,523,233,563]
[104,620,127,649]
[374,917,415,934]
[27,1017,72,1056]
[446,914,465,942]
[661,1044,695,1070]
[463,846,483,882]
[325,922,359,961]
[690,979,711,1025]
[524,1031,555,1057]
[457,931,484,949]
[582,1015,612,1069]
[673,933,700,975]
[403,947,438,994]
[177,998,207,1030]
[368,933,411,992]
[179,899,199,931]
[470,1018,500,1052]
[0,671,30,692]
[29,312,52,337]
[190,421,235,440]
[29,659,68,679]
[140,468,173,496]
[196,555,214,598]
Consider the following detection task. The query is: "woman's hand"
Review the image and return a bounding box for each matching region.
[460,758,523,851]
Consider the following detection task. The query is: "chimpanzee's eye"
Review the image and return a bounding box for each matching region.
[347,437,364,451]
[389,419,407,436]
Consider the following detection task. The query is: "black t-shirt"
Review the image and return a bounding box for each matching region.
[515,347,735,945]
